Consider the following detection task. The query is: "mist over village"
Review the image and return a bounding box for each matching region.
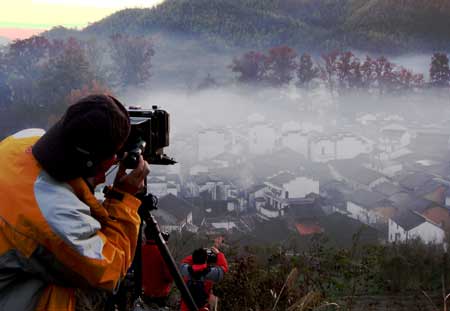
[1,0,450,310]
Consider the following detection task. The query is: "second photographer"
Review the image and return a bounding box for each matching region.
[179,243,228,311]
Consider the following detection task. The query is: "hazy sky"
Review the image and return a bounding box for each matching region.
[0,0,164,39]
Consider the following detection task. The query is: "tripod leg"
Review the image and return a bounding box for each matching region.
[144,213,199,311]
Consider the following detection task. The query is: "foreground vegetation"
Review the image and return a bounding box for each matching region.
[199,235,448,310]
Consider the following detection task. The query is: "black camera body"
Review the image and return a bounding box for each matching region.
[121,106,176,168]
[206,248,218,264]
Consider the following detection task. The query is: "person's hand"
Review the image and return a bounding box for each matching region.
[210,246,220,254]
[113,155,150,195]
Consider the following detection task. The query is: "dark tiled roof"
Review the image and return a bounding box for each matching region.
[303,163,334,183]
[286,196,325,219]
[373,182,405,197]
[416,179,448,197]
[330,160,386,186]
[389,193,436,213]
[318,213,380,246]
[266,171,296,187]
[157,194,193,222]
[247,184,267,193]
[247,148,307,183]
[349,189,388,209]
[382,129,405,137]
[188,174,221,185]
[391,211,426,231]
[423,162,450,178]
[399,172,434,191]
[153,209,177,226]
[411,132,450,154]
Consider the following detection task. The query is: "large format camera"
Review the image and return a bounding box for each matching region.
[120,106,176,168]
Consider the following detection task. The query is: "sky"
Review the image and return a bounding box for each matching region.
[0,0,164,40]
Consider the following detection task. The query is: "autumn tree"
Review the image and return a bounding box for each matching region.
[82,38,108,83]
[264,45,297,86]
[394,67,424,92]
[109,34,155,87]
[0,52,11,110]
[230,51,267,84]
[5,36,51,80]
[360,56,376,90]
[319,50,339,92]
[65,80,112,107]
[296,53,319,89]
[335,51,362,91]
[4,36,54,109]
[430,52,450,88]
[37,37,94,121]
[372,56,396,94]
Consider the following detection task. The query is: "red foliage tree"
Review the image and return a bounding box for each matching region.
[373,56,396,94]
[430,53,450,88]
[335,51,362,91]
[6,36,51,79]
[296,53,319,89]
[230,51,267,84]
[109,34,155,87]
[264,45,297,86]
[360,56,377,90]
[320,50,339,92]
[38,37,94,116]
[394,68,425,92]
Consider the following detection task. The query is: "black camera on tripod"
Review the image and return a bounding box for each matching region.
[120,106,176,168]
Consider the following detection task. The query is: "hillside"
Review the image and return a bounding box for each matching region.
[82,0,323,50]
[56,0,449,53]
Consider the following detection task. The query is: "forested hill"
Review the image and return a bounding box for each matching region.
[47,0,450,53]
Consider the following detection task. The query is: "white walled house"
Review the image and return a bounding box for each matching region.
[167,183,178,196]
[389,211,445,245]
[281,130,309,158]
[260,171,320,218]
[148,176,168,197]
[153,194,196,233]
[329,160,389,191]
[247,184,268,209]
[357,113,377,125]
[285,176,320,199]
[336,134,373,160]
[346,189,395,225]
[309,136,335,162]
[198,129,226,161]
[249,123,277,155]
[309,133,372,163]
[379,124,411,153]
[189,164,209,175]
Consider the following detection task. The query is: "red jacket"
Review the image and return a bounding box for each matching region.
[142,241,174,298]
[180,252,228,311]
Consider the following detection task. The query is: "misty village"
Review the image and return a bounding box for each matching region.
[2,0,450,310]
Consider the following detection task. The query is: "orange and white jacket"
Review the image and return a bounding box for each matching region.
[0,129,141,311]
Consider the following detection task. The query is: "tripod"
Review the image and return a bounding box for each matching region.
[108,186,199,311]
